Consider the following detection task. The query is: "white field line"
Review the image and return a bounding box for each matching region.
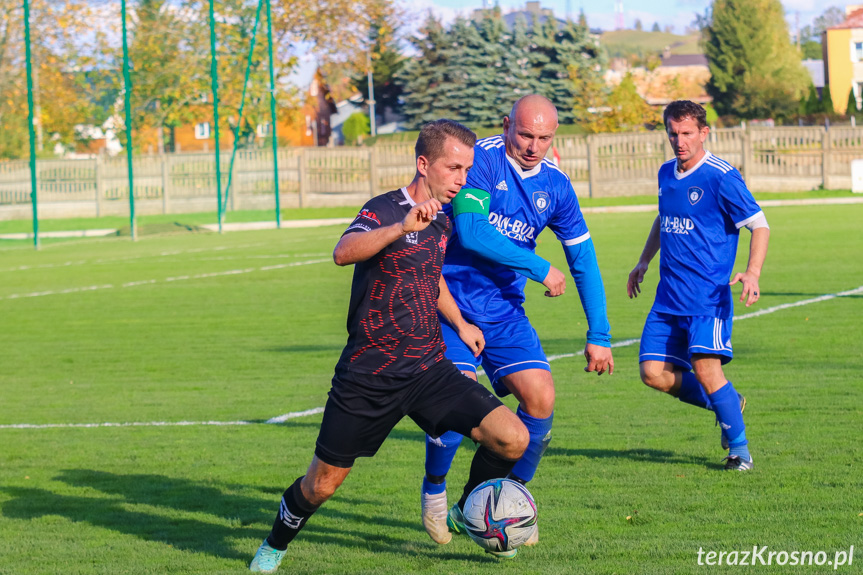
[0,258,331,301]
[482,286,863,369]
[0,242,268,273]
[3,285,860,431]
[0,408,326,430]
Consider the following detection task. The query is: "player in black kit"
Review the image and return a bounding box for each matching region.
[250,120,529,573]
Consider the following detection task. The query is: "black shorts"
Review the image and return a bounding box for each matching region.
[314,360,503,468]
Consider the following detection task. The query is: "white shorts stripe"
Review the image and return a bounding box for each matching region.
[490,360,550,380]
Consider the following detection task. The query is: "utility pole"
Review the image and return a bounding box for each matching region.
[367,51,376,137]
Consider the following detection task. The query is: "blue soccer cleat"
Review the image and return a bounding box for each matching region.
[249,540,286,573]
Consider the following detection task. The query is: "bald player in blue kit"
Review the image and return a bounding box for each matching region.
[420,95,614,548]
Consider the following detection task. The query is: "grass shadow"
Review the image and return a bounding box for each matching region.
[546,447,722,468]
[0,469,488,563]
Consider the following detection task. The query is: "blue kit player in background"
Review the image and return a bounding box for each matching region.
[421,95,614,546]
[627,100,770,472]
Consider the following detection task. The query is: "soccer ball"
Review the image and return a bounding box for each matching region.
[462,478,537,553]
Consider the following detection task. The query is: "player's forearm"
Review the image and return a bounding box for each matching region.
[333,223,405,265]
[436,276,468,330]
[456,212,550,282]
[745,227,770,277]
[563,239,611,346]
[638,216,661,265]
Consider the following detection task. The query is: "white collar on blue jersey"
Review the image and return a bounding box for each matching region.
[673,150,712,180]
[505,154,543,179]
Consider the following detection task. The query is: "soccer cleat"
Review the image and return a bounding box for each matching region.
[249,540,286,573]
[486,548,518,559]
[719,393,746,450]
[446,502,467,535]
[723,455,754,471]
[447,503,519,558]
[421,490,452,544]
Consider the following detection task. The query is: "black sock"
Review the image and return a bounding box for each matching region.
[266,477,320,550]
[457,446,517,509]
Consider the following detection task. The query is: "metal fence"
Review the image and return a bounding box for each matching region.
[2,126,862,221]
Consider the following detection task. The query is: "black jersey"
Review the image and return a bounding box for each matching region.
[335,188,451,376]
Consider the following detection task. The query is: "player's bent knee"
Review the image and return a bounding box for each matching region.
[302,459,351,505]
[639,362,673,392]
[474,407,528,460]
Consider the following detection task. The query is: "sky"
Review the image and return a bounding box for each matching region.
[412,0,837,34]
[289,0,842,87]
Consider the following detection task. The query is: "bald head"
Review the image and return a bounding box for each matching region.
[503,94,559,170]
[509,94,559,127]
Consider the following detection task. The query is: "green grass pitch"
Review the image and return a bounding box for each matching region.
[0,203,861,574]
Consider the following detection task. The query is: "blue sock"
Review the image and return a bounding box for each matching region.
[709,382,750,461]
[510,407,553,483]
[677,371,713,410]
[423,430,463,494]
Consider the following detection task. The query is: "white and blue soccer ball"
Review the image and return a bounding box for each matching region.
[462,478,538,553]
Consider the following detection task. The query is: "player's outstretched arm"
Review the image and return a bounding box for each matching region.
[730,226,769,307]
[562,238,613,375]
[452,188,564,294]
[334,199,442,266]
[627,215,661,299]
[437,276,484,357]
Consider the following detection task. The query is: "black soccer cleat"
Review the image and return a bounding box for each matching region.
[723,455,754,471]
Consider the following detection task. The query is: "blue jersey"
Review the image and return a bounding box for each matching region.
[654,152,763,319]
[442,135,590,322]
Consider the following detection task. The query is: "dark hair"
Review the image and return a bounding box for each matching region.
[415,120,477,163]
[663,100,708,130]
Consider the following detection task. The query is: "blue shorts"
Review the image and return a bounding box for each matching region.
[440,314,549,397]
[638,309,733,370]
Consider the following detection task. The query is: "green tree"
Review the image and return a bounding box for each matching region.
[600,73,659,132]
[343,112,370,144]
[0,0,101,158]
[399,10,604,128]
[821,83,835,116]
[352,10,404,116]
[845,87,861,120]
[703,0,811,121]
[528,16,604,124]
[634,19,643,31]
[800,41,822,60]
[804,84,823,115]
[651,22,661,32]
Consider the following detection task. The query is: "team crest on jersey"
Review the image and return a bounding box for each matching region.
[405,231,419,244]
[533,191,550,213]
[688,187,704,205]
[438,235,447,253]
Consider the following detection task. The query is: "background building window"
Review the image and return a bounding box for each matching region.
[256,123,271,137]
[194,123,210,139]
[854,42,863,62]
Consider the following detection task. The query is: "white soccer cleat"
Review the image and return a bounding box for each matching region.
[421,490,452,544]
